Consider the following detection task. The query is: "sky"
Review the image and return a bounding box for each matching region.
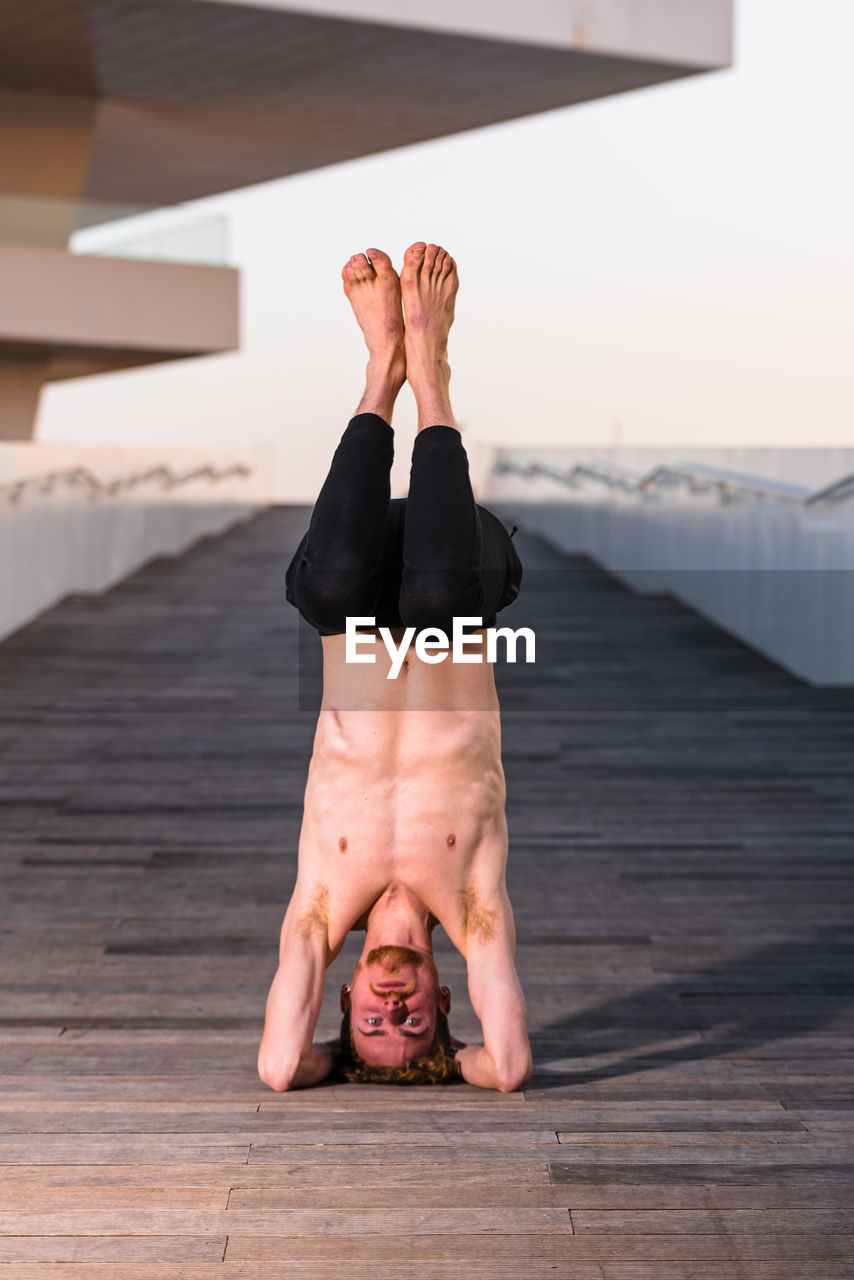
[38,0,854,501]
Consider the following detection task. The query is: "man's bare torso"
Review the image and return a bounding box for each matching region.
[294,629,509,957]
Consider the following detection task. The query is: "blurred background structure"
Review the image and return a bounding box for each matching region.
[0,0,738,645]
[2,0,852,682]
[0,0,733,443]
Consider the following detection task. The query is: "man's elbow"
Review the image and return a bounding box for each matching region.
[494,1054,533,1093]
[260,1070,296,1093]
[257,1053,298,1093]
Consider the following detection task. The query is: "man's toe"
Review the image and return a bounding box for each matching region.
[365,248,395,275]
[404,241,427,269]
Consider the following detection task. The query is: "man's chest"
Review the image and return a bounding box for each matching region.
[299,813,506,956]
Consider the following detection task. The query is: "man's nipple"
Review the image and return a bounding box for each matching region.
[447,833,456,848]
[338,836,348,854]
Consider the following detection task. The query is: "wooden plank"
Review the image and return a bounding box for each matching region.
[0,1239,227,1263]
[246,1144,559,1166]
[0,1208,575,1235]
[0,1101,264,1116]
[0,1113,558,1136]
[0,1140,250,1165]
[225,1185,570,1209]
[571,1208,854,1233]
[2,1265,854,1280]
[0,1161,552,1189]
[548,1143,847,1163]
[222,1182,854,1211]
[555,1129,813,1145]
[0,1189,229,1211]
[249,1128,559,1146]
[523,1098,794,1112]
[789,1111,854,1131]
[225,1232,853,1261]
[548,1161,854,1186]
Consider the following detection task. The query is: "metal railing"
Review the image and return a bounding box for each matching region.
[1,462,253,505]
[493,457,854,508]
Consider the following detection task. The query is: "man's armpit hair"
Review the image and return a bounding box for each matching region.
[335,1008,459,1086]
[459,881,498,943]
[295,884,329,940]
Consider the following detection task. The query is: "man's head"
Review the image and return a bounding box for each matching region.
[337,943,457,1084]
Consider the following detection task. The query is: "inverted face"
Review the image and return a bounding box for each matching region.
[343,944,451,1067]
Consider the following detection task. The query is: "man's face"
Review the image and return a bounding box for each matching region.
[342,944,451,1067]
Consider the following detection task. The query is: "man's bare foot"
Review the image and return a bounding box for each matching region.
[342,249,406,422]
[400,242,460,432]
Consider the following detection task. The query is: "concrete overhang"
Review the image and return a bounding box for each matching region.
[0,246,238,380]
[0,0,733,226]
[223,0,734,68]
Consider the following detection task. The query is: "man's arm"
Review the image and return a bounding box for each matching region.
[257,894,335,1091]
[455,889,532,1093]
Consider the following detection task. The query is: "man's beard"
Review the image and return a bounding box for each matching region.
[366,944,423,968]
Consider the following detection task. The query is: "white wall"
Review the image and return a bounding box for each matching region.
[0,443,272,641]
[487,448,854,685]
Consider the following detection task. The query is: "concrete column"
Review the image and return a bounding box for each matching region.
[0,361,47,441]
[0,90,95,438]
[0,90,96,246]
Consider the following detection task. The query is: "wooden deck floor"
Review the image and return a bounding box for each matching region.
[0,505,852,1279]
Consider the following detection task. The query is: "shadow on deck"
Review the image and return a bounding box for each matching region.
[0,506,852,1277]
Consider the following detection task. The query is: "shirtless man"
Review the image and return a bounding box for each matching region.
[257,242,531,1091]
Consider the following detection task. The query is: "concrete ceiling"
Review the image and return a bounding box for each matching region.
[0,0,732,223]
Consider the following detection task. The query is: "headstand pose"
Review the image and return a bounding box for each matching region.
[257,242,531,1090]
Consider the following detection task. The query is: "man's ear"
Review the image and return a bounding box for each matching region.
[340,983,351,1014]
[438,984,451,1016]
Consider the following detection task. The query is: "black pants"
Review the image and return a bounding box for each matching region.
[285,413,523,635]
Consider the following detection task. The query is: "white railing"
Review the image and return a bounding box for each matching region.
[494,457,854,507]
[1,462,253,504]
